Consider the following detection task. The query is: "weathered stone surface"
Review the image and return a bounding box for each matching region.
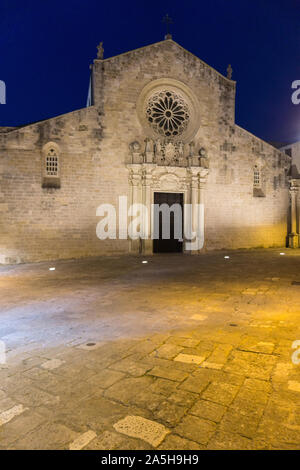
[0,40,290,263]
[10,422,79,450]
[87,370,125,389]
[158,433,205,450]
[224,350,277,380]
[174,415,216,445]
[41,359,65,370]
[148,366,188,382]
[113,415,170,447]
[152,401,187,427]
[0,404,27,426]
[0,252,300,449]
[190,399,227,422]
[174,353,205,365]
[153,344,183,360]
[0,411,45,448]
[208,431,254,450]
[219,408,261,438]
[201,381,239,406]
[69,430,97,450]
[84,430,152,450]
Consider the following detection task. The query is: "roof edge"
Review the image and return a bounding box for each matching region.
[0,106,95,136]
[235,124,288,155]
[94,39,235,84]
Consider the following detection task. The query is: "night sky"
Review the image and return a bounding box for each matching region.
[0,0,299,144]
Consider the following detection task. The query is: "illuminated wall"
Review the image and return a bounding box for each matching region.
[0,40,291,263]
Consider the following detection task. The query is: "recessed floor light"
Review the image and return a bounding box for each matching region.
[224,256,230,259]
[142,261,148,264]
[280,253,285,256]
[49,267,55,271]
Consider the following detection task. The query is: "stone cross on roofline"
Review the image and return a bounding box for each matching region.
[162,14,173,40]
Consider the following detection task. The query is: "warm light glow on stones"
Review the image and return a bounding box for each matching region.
[280,253,285,256]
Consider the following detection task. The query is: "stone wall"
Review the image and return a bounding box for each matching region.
[0,39,291,263]
[204,126,290,250]
[0,107,120,263]
[280,141,300,177]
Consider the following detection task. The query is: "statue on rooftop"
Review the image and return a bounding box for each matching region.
[227,64,233,80]
[97,42,104,60]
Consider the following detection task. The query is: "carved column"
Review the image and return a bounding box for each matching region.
[128,165,142,253]
[185,168,200,255]
[142,165,154,254]
[191,170,199,254]
[289,180,299,248]
[199,169,209,251]
[185,167,209,254]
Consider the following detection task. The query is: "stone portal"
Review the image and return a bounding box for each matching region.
[153,192,184,253]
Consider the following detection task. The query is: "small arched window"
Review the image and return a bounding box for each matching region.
[42,142,60,189]
[46,148,59,177]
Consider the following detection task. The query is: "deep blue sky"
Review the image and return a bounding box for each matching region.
[0,0,299,143]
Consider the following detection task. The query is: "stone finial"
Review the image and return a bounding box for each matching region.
[129,141,142,164]
[227,64,233,80]
[130,141,141,152]
[97,42,104,60]
[144,138,154,163]
[189,141,195,157]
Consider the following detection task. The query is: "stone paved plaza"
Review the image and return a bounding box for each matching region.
[1,250,300,450]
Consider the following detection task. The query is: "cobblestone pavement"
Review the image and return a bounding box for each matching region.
[1,250,300,449]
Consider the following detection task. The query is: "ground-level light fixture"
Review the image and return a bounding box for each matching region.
[142,261,148,264]
[49,267,56,271]
[224,256,230,259]
[280,253,285,256]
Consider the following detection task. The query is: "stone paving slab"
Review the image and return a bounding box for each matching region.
[0,250,300,449]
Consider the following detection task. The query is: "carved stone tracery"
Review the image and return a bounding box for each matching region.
[146,90,190,138]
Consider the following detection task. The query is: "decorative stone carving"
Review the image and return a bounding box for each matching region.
[136,78,200,144]
[144,138,155,163]
[198,147,209,168]
[146,90,190,138]
[164,142,176,164]
[129,137,209,168]
[130,141,141,152]
[129,141,143,164]
[289,179,299,248]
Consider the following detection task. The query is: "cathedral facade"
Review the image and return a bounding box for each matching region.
[0,39,293,263]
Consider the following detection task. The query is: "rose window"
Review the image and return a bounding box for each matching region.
[146,90,190,137]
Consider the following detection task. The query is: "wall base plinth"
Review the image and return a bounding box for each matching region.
[288,233,299,248]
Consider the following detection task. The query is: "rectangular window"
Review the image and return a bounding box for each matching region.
[46,155,58,176]
[253,170,260,187]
